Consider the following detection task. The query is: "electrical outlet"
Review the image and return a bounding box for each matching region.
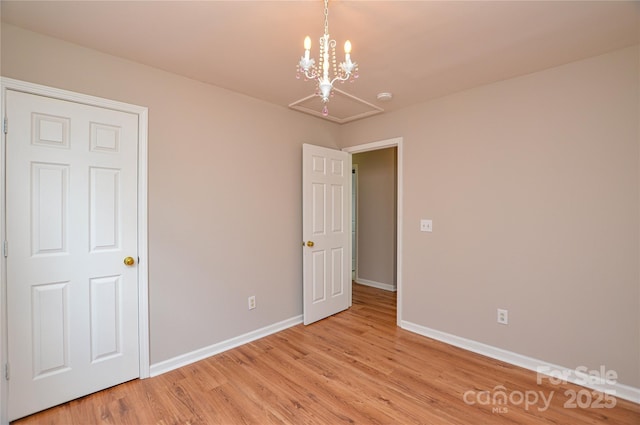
[497,308,508,325]
[420,219,432,232]
[248,296,256,310]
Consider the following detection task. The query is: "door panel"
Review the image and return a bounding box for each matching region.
[6,90,140,421]
[31,282,70,378]
[31,162,69,255]
[89,275,123,362]
[303,144,351,325]
[331,247,344,296]
[90,167,120,251]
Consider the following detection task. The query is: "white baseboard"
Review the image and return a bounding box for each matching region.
[401,320,640,404]
[355,277,396,292]
[150,315,303,377]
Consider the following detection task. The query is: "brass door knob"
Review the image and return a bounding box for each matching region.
[306,241,314,247]
[123,256,135,266]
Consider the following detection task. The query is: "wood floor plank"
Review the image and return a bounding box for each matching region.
[12,283,640,424]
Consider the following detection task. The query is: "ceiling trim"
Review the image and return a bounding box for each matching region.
[288,88,384,124]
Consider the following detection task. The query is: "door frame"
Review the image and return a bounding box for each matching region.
[351,164,358,281]
[343,137,403,326]
[0,78,150,424]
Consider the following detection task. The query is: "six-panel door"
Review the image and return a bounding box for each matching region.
[302,144,351,325]
[6,90,140,420]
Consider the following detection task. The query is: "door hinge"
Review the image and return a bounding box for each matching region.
[3,117,7,134]
[4,363,9,380]
[2,240,7,258]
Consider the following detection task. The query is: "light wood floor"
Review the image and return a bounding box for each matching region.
[14,283,640,424]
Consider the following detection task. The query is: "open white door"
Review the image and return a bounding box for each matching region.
[6,90,140,420]
[302,144,351,325]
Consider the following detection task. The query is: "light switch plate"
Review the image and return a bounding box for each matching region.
[420,219,432,232]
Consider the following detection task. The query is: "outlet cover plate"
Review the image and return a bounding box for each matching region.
[497,308,508,325]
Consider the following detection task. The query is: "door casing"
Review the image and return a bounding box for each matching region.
[0,77,150,425]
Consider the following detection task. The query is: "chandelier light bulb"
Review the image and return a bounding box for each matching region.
[303,36,311,62]
[344,40,351,54]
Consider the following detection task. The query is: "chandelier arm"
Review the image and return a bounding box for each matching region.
[329,74,351,86]
[303,70,319,80]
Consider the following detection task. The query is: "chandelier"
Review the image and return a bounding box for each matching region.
[296,0,359,116]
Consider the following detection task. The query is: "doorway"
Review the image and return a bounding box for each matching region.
[352,147,397,292]
[343,137,403,325]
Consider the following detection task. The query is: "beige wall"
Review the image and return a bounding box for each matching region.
[353,148,397,288]
[341,46,640,387]
[0,24,340,364]
[2,23,639,389]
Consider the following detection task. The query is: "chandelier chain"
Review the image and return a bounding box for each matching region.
[324,0,329,36]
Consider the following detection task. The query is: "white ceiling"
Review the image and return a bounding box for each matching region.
[2,1,639,123]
